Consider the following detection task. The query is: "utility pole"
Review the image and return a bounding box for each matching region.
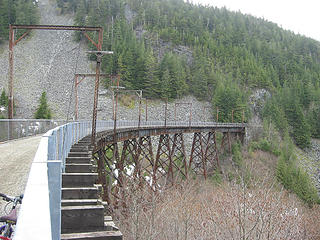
[232,110,234,123]
[138,90,142,128]
[8,24,104,120]
[216,108,219,122]
[145,98,148,122]
[7,24,106,141]
[164,99,168,128]
[110,85,143,130]
[113,75,120,142]
[88,51,113,147]
[8,25,14,120]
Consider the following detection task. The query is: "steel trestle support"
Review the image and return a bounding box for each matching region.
[93,127,245,207]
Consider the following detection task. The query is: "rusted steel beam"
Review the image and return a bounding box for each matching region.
[213,132,220,169]
[96,150,108,202]
[11,24,102,31]
[82,31,99,49]
[74,75,79,120]
[164,100,167,128]
[8,25,14,120]
[189,132,204,177]
[145,98,148,121]
[216,108,220,122]
[138,97,142,128]
[94,125,245,150]
[101,143,120,205]
[91,52,102,146]
[242,110,245,124]
[7,24,104,144]
[170,133,188,180]
[232,110,234,123]
[14,30,31,46]
[75,73,109,78]
[202,131,221,174]
[228,132,232,154]
[95,129,242,207]
[153,134,172,188]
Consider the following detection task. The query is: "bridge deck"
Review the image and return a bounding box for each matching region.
[0,136,41,215]
[96,124,246,146]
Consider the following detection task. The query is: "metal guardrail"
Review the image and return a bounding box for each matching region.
[12,120,246,240]
[13,120,110,240]
[0,119,67,142]
[0,119,246,143]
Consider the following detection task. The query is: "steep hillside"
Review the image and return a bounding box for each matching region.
[56,0,320,204]
[0,0,214,122]
[0,0,94,119]
[55,0,320,149]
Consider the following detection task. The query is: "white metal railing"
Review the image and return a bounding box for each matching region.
[13,121,96,240]
[0,119,68,142]
[13,120,245,240]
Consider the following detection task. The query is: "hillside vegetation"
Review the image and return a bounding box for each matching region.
[0,0,39,42]
[56,0,320,150]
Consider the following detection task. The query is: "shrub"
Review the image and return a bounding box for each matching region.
[232,141,243,167]
[250,138,281,156]
[276,138,319,206]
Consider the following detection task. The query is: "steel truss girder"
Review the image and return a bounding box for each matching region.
[94,130,242,206]
[188,131,222,178]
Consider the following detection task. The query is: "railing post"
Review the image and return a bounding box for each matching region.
[47,132,61,240]
[47,160,61,240]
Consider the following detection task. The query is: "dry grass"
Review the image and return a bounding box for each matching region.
[110,147,320,240]
[112,178,320,240]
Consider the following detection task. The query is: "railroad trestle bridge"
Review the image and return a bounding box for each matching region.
[10,120,246,239]
[92,123,246,205]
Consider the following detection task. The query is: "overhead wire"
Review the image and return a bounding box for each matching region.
[66,33,82,122]
[60,33,83,173]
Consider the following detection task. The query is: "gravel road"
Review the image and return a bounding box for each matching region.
[0,136,41,216]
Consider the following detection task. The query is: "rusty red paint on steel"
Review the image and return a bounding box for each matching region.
[7,24,103,136]
[168,133,188,180]
[94,125,245,150]
[11,24,102,31]
[94,130,242,206]
[213,132,220,169]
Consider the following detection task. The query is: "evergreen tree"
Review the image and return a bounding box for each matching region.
[160,68,171,99]
[0,89,8,107]
[281,87,311,148]
[212,81,247,123]
[34,92,52,119]
[59,0,320,145]
[143,49,161,98]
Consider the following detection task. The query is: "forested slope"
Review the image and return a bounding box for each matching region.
[0,0,39,42]
[57,0,320,148]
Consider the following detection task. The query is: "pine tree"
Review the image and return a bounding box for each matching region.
[143,49,161,98]
[160,69,171,99]
[0,89,8,107]
[34,92,52,119]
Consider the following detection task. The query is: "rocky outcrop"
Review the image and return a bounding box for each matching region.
[246,89,271,142]
[296,139,320,196]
